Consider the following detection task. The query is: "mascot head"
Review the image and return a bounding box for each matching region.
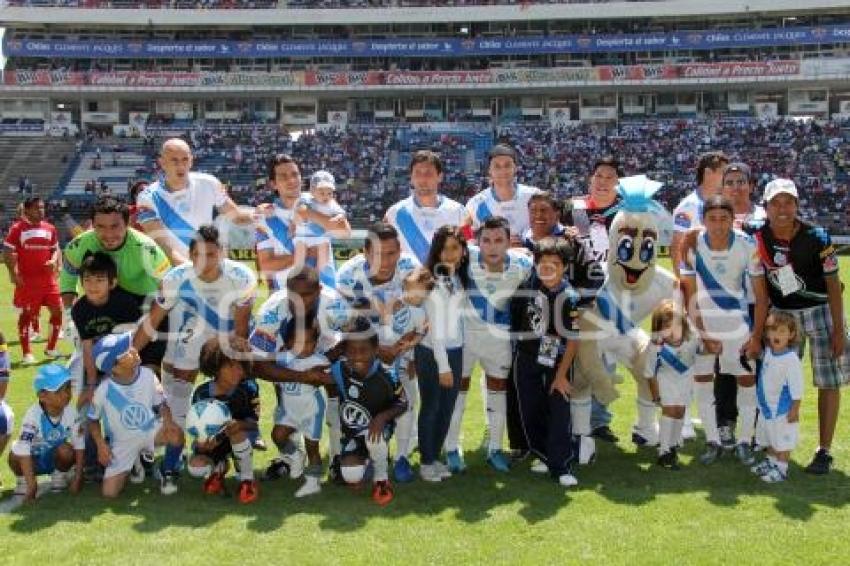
[607,175,666,293]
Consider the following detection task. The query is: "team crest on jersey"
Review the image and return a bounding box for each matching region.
[341,401,370,428]
[774,252,787,266]
[261,308,281,326]
[120,403,151,431]
[674,212,691,228]
[348,385,360,399]
[45,427,65,443]
[392,306,411,335]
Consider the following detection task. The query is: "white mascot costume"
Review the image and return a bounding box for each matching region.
[572,175,678,463]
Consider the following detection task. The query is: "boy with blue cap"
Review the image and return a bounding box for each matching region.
[9,364,84,502]
[87,332,183,498]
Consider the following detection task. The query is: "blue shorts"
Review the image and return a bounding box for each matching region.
[33,449,58,475]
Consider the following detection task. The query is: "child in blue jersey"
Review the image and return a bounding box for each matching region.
[0,334,13,484]
[647,300,700,470]
[190,340,261,504]
[263,320,329,498]
[87,332,184,498]
[752,312,804,483]
[9,364,84,502]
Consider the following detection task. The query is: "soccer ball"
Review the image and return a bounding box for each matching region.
[186,400,231,442]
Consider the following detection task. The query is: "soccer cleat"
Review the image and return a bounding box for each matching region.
[251,437,268,452]
[44,349,64,359]
[295,476,321,498]
[419,464,443,483]
[50,471,68,492]
[509,449,530,462]
[371,480,394,506]
[558,473,579,487]
[445,450,466,474]
[657,450,680,471]
[760,465,787,483]
[160,471,179,495]
[734,443,755,466]
[631,426,658,448]
[718,425,736,451]
[751,459,774,476]
[129,458,146,484]
[591,425,619,444]
[238,480,259,504]
[699,442,722,465]
[804,448,833,475]
[29,329,42,342]
[393,456,415,484]
[433,461,452,480]
[530,459,548,474]
[263,457,291,481]
[22,353,36,365]
[203,471,226,496]
[486,450,511,473]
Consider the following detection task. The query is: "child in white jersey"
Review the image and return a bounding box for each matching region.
[88,332,184,498]
[266,320,330,498]
[379,267,432,483]
[0,334,13,478]
[293,170,350,288]
[752,312,803,483]
[647,300,700,470]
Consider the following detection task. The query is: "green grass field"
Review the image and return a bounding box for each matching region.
[0,258,849,564]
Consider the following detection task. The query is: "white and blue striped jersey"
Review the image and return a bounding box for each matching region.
[12,403,84,458]
[681,230,763,316]
[464,246,532,331]
[336,252,419,314]
[384,195,467,264]
[156,259,257,333]
[136,172,228,255]
[250,287,352,355]
[465,183,540,236]
[757,347,804,420]
[672,189,705,234]
[274,351,329,398]
[87,367,163,444]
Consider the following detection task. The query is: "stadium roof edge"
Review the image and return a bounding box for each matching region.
[2,0,849,27]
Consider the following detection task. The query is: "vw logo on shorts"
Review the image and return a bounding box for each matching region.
[121,403,152,431]
[340,401,370,429]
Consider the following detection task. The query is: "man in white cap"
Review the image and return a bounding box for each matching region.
[752,178,849,475]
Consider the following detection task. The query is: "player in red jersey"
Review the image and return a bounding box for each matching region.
[3,197,63,364]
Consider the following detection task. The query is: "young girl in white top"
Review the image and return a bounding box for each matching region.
[647,299,700,470]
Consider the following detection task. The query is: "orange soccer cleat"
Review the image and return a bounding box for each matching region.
[203,471,226,496]
[238,479,259,504]
[371,480,394,506]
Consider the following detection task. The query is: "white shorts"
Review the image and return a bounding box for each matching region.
[0,400,14,436]
[657,371,693,407]
[293,235,331,247]
[104,424,160,479]
[462,330,512,379]
[274,385,326,441]
[764,416,798,452]
[694,336,751,376]
[164,307,218,371]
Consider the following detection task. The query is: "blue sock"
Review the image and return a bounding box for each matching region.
[163,445,182,473]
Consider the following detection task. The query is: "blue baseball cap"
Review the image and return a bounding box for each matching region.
[33,364,73,393]
[93,332,133,374]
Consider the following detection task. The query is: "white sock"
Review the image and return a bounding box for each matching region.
[659,415,674,454]
[326,397,341,460]
[683,405,693,428]
[486,389,507,452]
[162,370,193,430]
[755,413,769,447]
[395,377,418,458]
[636,397,658,441]
[571,397,592,437]
[736,385,757,445]
[694,381,719,444]
[232,439,254,481]
[444,391,467,453]
[366,437,389,482]
[670,418,684,448]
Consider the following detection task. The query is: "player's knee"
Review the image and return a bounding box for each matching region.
[54,444,75,471]
[459,377,471,391]
[271,425,290,448]
[737,375,756,388]
[486,376,507,391]
[101,480,123,498]
[340,464,366,484]
[187,456,212,478]
[8,452,23,474]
